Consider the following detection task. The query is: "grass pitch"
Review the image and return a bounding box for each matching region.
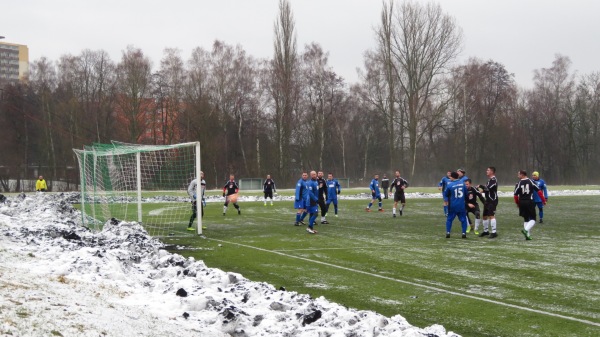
[154,190,598,336]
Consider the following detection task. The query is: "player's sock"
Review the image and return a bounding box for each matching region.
[296,213,301,222]
[526,219,536,231]
[300,212,308,221]
[223,206,227,213]
[368,202,373,209]
[378,202,382,209]
[309,213,317,228]
[539,208,544,219]
[321,216,326,222]
[334,205,338,214]
[483,219,490,232]
[393,208,396,215]
[491,219,497,233]
[400,205,404,211]
[443,205,448,216]
[474,218,481,231]
[461,219,468,234]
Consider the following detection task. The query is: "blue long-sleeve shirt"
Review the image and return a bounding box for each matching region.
[307,178,319,205]
[445,180,467,213]
[326,179,341,200]
[369,178,381,197]
[295,178,309,202]
[532,178,548,203]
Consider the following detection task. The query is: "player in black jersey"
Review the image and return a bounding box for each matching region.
[390,170,409,217]
[316,171,329,224]
[263,174,276,206]
[478,167,499,238]
[465,179,485,235]
[222,174,241,216]
[514,170,545,240]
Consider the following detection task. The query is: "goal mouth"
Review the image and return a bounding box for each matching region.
[73,141,202,237]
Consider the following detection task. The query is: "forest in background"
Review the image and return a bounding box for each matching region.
[1,0,599,192]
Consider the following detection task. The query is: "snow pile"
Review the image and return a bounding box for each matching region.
[0,193,459,337]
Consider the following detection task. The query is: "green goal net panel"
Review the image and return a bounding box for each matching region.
[73,141,202,237]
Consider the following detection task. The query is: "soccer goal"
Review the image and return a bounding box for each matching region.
[73,141,202,237]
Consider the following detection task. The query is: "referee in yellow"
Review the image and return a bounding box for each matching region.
[36,176,47,192]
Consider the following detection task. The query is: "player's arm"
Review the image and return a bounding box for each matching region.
[403,179,409,189]
[336,181,341,194]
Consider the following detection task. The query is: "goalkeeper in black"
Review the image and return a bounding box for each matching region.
[464,179,485,235]
[223,174,241,215]
[263,174,276,206]
[187,171,206,231]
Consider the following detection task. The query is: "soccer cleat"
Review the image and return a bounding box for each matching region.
[202,226,207,230]
[264,203,267,206]
[521,229,529,240]
[466,227,471,233]
[313,229,318,234]
[238,209,241,215]
[187,227,195,231]
[474,230,479,235]
[462,233,467,239]
[306,228,315,234]
[365,208,371,212]
[270,203,273,206]
[539,218,543,223]
[399,210,403,216]
[489,232,498,239]
[378,209,384,212]
[446,233,450,238]
[223,212,226,216]
[479,231,489,237]
[321,220,329,224]
[294,222,300,226]
[335,214,338,217]
[526,235,532,240]
[299,220,306,225]
[393,214,396,218]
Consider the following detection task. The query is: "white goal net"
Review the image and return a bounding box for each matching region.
[73,141,202,237]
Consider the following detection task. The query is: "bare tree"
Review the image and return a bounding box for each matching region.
[270,0,299,180]
[388,1,462,178]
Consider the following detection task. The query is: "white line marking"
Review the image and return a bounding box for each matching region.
[209,238,600,328]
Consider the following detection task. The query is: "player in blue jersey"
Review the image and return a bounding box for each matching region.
[294,172,309,226]
[444,171,468,238]
[366,174,383,212]
[438,171,452,216]
[306,171,320,234]
[325,173,341,219]
[532,171,549,223]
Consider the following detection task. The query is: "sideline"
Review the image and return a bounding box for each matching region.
[208,237,600,328]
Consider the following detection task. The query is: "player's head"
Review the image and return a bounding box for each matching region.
[310,171,317,179]
[518,170,527,178]
[327,173,333,180]
[229,174,235,181]
[446,171,451,177]
[39,175,43,180]
[318,171,324,178]
[465,178,472,188]
[266,174,271,179]
[450,171,459,180]
[532,171,539,179]
[395,170,400,177]
[302,172,308,180]
[374,174,379,180]
[487,167,496,177]
[457,168,465,177]
[200,171,204,178]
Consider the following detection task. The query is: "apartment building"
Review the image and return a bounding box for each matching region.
[0,41,29,85]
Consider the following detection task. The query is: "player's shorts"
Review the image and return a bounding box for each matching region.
[371,193,382,202]
[394,192,406,203]
[306,205,318,214]
[264,190,273,199]
[466,203,481,217]
[294,200,305,209]
[483,200,498,217]
[519,200,536,221]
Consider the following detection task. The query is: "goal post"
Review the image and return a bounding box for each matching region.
[73,141,202,237]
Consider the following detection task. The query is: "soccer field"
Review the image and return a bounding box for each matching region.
[159,192,600,337]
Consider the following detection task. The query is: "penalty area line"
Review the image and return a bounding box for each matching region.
[209,238,600,328]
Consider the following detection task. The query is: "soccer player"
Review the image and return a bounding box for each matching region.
[222,174,241,216]
[294,172,309,226]
[317,171,329,224]
[381,174,390,199]
[514,170,545,240]
[306,171,319,234]
[465,178,485,235]
[390,170,409,217]
[325,173,341,218]
[532,171,549,223]
[438,171,452,216]
[263,174,276,206]
[366,174,383,212]
[478,167,499,238]
[187,171,206,231]
[457,168,468,182]
[444,171,468,238]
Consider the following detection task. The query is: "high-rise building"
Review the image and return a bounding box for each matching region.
[0,41,29,86]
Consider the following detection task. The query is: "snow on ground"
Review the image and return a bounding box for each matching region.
[0,193,459,337]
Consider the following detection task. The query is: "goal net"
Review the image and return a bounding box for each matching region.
[73,141,202,237]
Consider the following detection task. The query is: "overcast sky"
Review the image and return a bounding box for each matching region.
[2,0,599,88]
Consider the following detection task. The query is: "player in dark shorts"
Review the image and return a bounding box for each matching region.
[464,179,485,234]
[478,166,499,238]
[390,170,409,217]
[514,170,545,240]
[263,174,276,206]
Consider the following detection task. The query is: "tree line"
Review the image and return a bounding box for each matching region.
[1,0,599,192]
